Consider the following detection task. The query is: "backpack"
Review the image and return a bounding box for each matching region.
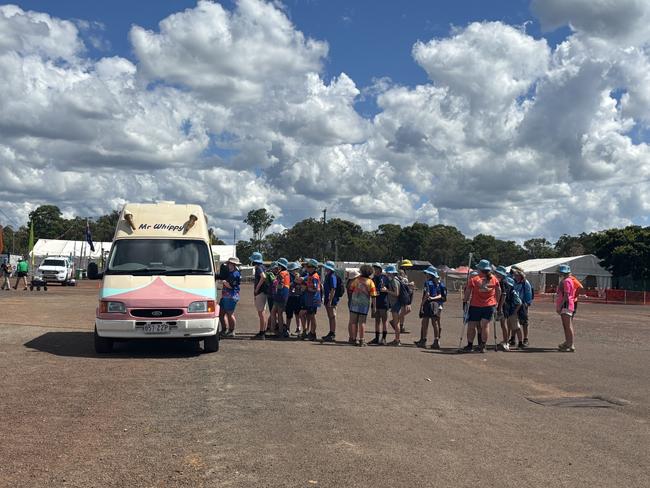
[398,280,412,305]
[333,272,345,299]
[439,283,447,303]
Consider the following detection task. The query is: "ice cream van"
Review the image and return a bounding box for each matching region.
[94,202,220,353]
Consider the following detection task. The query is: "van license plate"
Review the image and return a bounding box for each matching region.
[144,324,170,334]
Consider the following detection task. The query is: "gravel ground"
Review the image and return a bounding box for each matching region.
[0,281,648,488]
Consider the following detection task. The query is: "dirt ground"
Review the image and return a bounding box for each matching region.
[0,281,649,488]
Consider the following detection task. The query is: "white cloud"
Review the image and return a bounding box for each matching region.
[0,0,649,245]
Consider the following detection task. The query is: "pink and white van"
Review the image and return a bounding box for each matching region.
[95,202,220,353]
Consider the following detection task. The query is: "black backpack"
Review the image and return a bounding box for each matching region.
[398,280,412,305]
[334,273,345,299]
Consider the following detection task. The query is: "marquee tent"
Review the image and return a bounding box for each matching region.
[31,239,110,261]
[509,254,612,292]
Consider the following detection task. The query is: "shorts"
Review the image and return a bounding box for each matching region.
[372,309,387,320]
[560,308,573,317]
[517,304,529,327]
[254,293,268,312]
[375,295,389,310]
[220,297,238,313]
[304,307,318,316]
[273,301,287,311]
[422,301,441,318]
[17,271,27,278]
[389,302,402,314]
[467,306,495,322]
[349,311,367,326]
[286,296,302,319]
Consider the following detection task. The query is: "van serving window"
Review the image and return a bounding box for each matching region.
[106,239,212,275]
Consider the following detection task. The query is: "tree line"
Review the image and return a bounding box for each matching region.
[1,205,648,283]
[237,209,650,283]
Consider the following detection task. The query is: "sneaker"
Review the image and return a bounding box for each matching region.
[559,343,575,352]
[400,326,409,334]
[388,339,401,346]
[500,342,510,351]
[357,340,366,347]
[478,342,487,353]
[251,331,266,340]
[306,332,317,341]
[380,337,387,346]
[300,331,308,340]
[348,338,356,344]
[460,344,473,353]
[473,344,481,352]
[431,339,440,350]
[280,329,290,339]
[414,339,427,348]
[321,333,335,342]
[523,338,529,346]
[294,328,300,336]
[508,336,516,347]
[518,341,527,350]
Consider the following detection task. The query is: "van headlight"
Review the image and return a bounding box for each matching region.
[188,300,215,313]
[99,301,126,313]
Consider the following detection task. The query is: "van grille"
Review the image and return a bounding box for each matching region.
[131,309,183,318]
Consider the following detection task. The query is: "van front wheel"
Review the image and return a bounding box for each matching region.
[94,327,113,353]
[204,334,219,353]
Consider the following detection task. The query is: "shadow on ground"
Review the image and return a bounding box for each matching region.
[24,331,203,358]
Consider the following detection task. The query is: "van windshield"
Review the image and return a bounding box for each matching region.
[42,259,66,267]
[106,239,213,275]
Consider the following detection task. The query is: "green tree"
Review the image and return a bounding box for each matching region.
[28,205,65,239]
[523,238,557,259]
[244,208,275,243]
[592,226,650,280]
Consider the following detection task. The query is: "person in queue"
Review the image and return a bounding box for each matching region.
[556,264,576,352]
[382,265,402,346]
[303,259,321,341]
[415,266,446,349]
[510,265,533,347]
[285,261,304,338]
[369,263,389,345]
[270,258,291,338]
[462,259,501,353]
[250,252,268,340]
[220,257,241,338]
[321,261,339,343]
[347,264,378,346]
[493,265,510,349]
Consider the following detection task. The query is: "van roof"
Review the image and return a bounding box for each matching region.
[115,203,210,241]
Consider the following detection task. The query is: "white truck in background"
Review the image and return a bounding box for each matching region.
[37,256,75,285]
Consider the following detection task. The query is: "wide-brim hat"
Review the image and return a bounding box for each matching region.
[384,264,398,274]
[227,257,241,266]
[372,262,383,269]
[249,252,263,264]
[277,257,289,269]
[348,270,360,279]
[287,261,301,271]
[323,260,336,272]
[477,259,491,271]
[399,259,413,267]
[505,276,515,286]
[306,258,320,268]
[423,265,438,277]
[558,264,571,274]
[494,265,508,277]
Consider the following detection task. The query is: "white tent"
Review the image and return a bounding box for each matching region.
[31,239,111,261]
[211,245,237,262]
[509,254,611,292]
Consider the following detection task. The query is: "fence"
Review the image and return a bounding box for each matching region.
[539,288,649,305]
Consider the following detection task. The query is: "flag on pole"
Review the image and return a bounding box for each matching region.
[28,221,34,267]
[85,219,95,253]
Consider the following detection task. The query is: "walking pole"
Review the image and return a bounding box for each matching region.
[457,252,473,352]
[492,312,498,352]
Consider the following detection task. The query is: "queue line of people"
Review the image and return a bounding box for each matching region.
[217,254,580,352]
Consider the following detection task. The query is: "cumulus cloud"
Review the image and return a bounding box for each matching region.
[0,0,649,245]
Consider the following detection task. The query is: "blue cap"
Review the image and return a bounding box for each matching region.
[323,260,336,272]
[306,258,320,268]
[384,264,398,274]
[558,264,571,274]
[277,257,289,269]
[494,265,508,277]
[505,276,515,286]
[287,261,301,271]
[477,259,491,271]
[249,252,263,264]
